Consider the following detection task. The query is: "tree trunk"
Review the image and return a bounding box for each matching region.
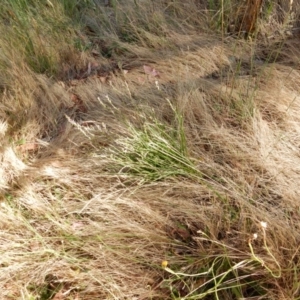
[238,0,263,35]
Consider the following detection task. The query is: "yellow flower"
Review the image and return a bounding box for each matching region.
[161,260,168,268]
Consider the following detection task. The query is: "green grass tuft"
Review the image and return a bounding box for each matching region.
[112,108,200,183]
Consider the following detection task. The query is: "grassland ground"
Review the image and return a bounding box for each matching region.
[0,1,300,299]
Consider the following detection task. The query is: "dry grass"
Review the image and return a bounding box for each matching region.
[1,0,300,299]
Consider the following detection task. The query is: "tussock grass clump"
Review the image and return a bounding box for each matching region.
[111,104,200,183]
[0,1,78,76]
[1,0,300,299]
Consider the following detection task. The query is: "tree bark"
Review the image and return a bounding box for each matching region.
[238,0,263,35]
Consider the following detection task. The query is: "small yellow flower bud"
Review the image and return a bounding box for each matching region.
[161,260,168,268]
